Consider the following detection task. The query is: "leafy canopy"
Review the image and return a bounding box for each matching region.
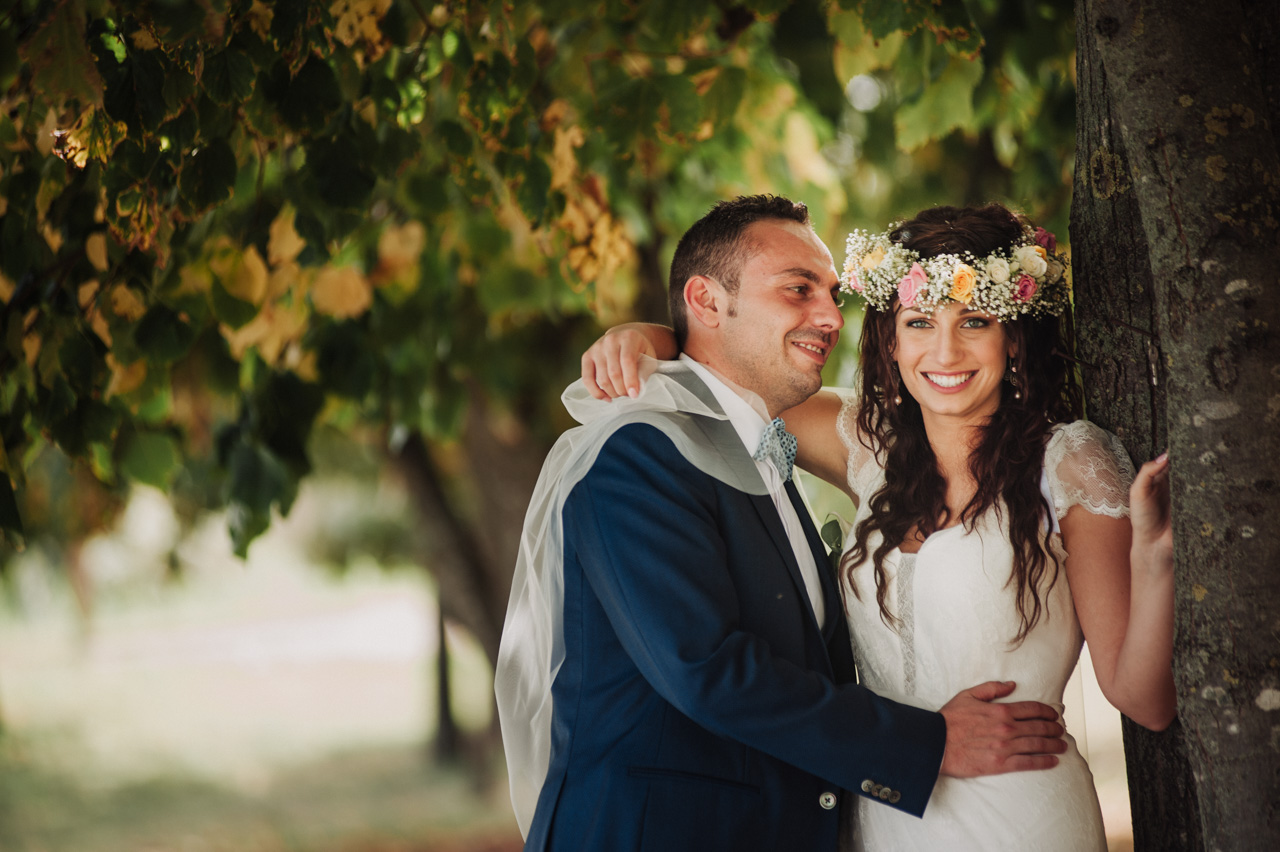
[0,0,1074,557]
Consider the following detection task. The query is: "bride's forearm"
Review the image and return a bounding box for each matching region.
[608,322,678,360]
[1107,554,1176,730]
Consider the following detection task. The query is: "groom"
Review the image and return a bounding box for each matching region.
[498,195,1066,851]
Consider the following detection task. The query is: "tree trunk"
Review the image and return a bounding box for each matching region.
[1073,1,1280,848]
[394,392,549,667]
[434,597,460,762]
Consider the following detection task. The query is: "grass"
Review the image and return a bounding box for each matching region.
[0,734,520,852]
[0,487,520,852]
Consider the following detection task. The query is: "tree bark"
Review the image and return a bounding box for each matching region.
[1074,1,1280,848]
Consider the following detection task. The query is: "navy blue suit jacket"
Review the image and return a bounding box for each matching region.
[524,379,945,851]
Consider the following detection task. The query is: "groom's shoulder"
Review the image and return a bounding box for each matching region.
[594,414,706,466]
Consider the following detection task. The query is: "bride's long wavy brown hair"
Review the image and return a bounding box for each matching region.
[841,204,1083,642]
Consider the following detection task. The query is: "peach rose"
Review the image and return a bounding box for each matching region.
[949,263,976,303]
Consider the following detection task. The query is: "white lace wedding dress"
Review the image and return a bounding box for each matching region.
[836,402,1135,852]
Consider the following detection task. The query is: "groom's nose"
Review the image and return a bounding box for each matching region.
[811,288,845,331]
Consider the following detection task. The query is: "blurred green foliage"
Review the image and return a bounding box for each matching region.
[0,0,1075,561]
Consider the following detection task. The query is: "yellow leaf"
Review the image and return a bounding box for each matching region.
[248,1,274,41]
[78,280,100,309]
[784,113,840,192]
[90,310,112,347]
[541,99,570,130]
[177,264,213,296]
[330,0,392,47]
[86,233,109,270]
[42,222,63,253]
[0,270,15,304]
[105,356,147,397]
[376,221,425,278]
[110,285,147,320]
[311,265,371,318]
[268,206,306,266]
[130,29,159,50]
[212,245,269,305]
[551,126,585,190]
[23,333,41,367]
[221,300,309,362]
[267,261,302,301]
[285,345,319,382]
[36,109,58,156]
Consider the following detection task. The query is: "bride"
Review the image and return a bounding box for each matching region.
[581,203,1176,850]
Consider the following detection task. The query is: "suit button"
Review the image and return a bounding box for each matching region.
[889,791,902,804]
[860,779,874,793]
[870,783,882,796]
[819,791,837,810]
[878,787,892,800]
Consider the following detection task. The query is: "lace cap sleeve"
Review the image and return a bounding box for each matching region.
[834,388,880,501]
[1044,421,1136,521]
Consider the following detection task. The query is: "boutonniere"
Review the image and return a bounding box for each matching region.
[820,513,849,575]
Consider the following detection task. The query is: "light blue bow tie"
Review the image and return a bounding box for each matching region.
[754,417,798,482]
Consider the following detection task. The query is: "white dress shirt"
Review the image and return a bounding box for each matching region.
[680,355,826,628]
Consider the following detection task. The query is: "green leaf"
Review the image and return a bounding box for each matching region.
[210,275,260,329]
[656,74,701,135]
[517,156,552,224]
[0,475,23,549]
[103,50,168,133]
[265,57,343,132]
[19,0,105,108]
[182,137,238,210]
[225,440,294,557]
[204,49,256,104]
[0,28,20,92]
[438,120,472,156]
[134,305,197,363]
[704,67,746,128]
[147,0,209,43]
[310,135,377,209]
[49,399,120,457]
[820,517,844,552]
[252,371,324,476]
[119,430,181,489]
[894,52,984,151]
[314,323,375,399]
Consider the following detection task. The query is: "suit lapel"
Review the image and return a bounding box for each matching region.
[786,480,844,645]
[670,364,835,642]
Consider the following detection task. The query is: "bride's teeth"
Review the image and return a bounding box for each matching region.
[927,372,973,388]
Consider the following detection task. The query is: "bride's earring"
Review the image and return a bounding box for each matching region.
[1004,361,1021,400]
[892,363,902,405]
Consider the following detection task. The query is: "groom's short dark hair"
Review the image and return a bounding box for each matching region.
[668,195,811,346]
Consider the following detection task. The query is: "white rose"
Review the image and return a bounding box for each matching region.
[985,258,1011,284]
[1013,245,1048,278]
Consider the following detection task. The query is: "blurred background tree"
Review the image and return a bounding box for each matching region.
[1,0,1075,754]
[10,2,1275,850]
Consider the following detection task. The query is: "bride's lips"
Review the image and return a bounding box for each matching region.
[922,371,976,391]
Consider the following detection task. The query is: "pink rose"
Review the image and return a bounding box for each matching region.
[898,262,927,307]
[1035,227,1057,253]
[1014,273,1038,302]
[849,271,864,292]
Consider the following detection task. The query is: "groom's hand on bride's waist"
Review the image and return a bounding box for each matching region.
[936,680,1068,778]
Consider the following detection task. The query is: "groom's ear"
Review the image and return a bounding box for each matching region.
[684,275,726,330]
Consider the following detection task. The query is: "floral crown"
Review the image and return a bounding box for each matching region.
[841,222,1070,320]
